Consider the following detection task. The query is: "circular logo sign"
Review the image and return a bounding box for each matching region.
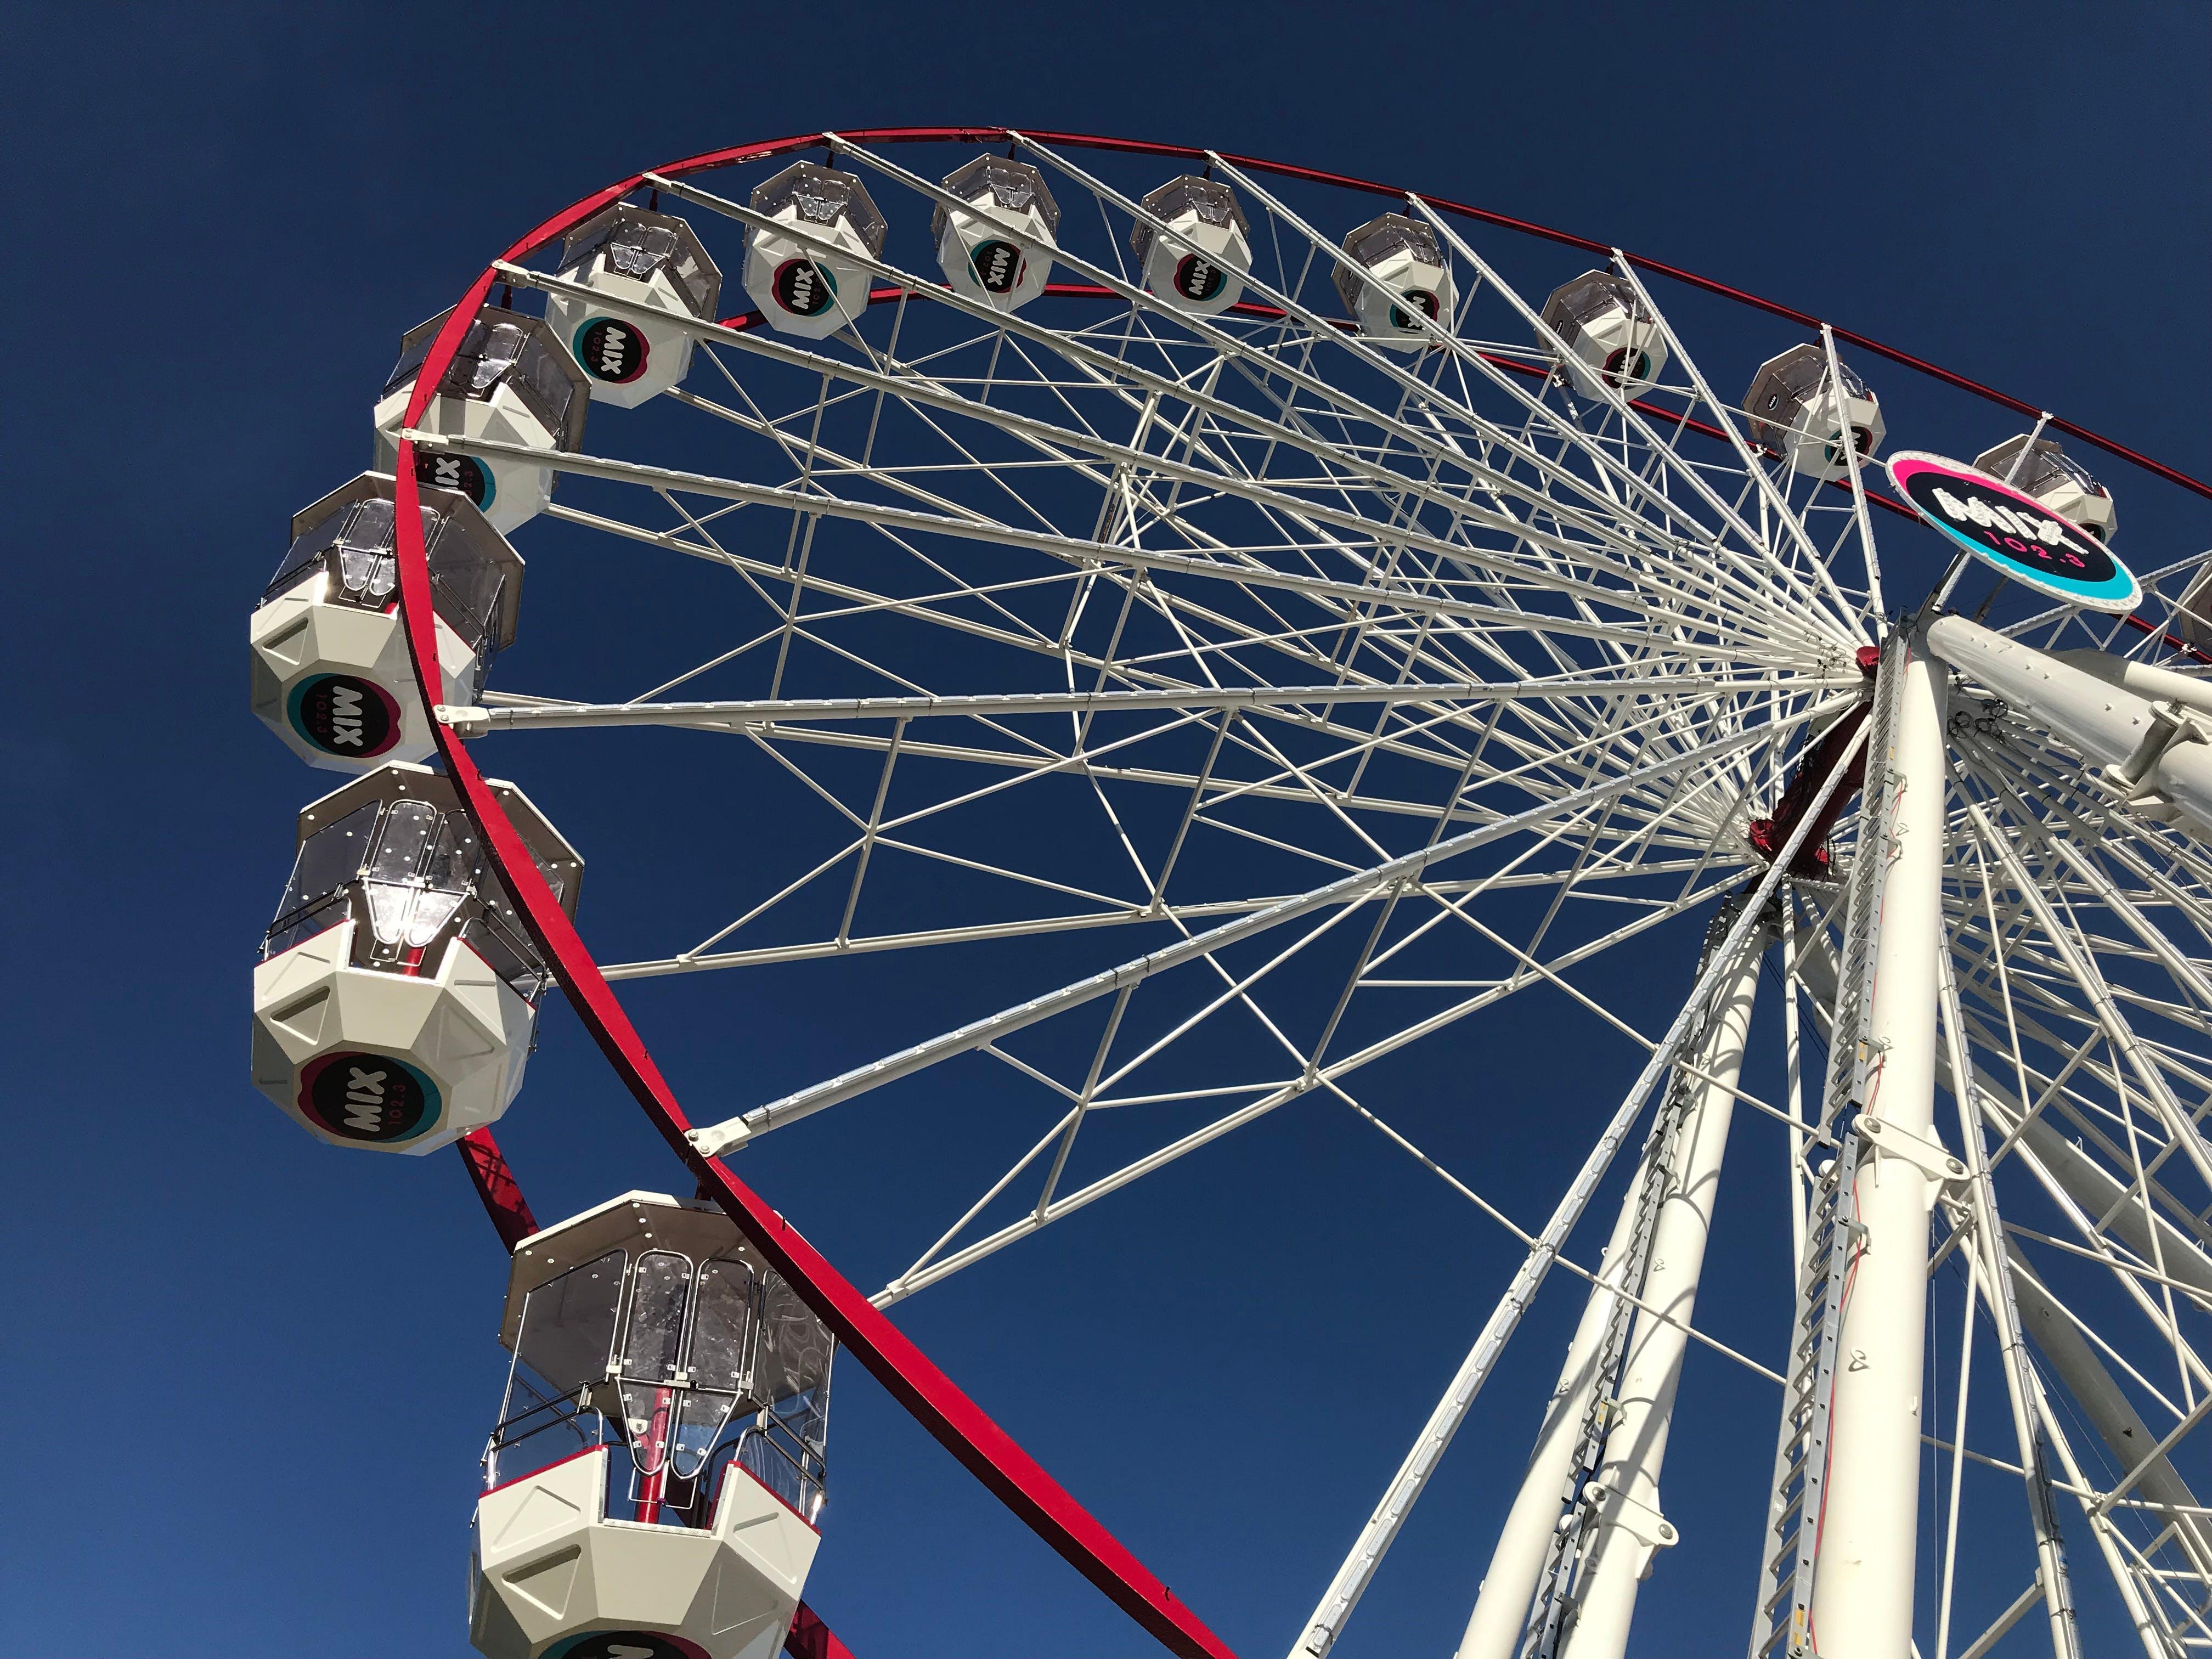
[1601,346,1652,386]
[772,257,838,318]
[297,1051,441,1144]
[1173,253,1228,303]
[574,317,648,385]
[1886,451,2138,613]
[543,1634,710,1659]
[287,673,400,758]
[415,450,493,512]
[970,238,1024,295]
[1389,289,1441,331]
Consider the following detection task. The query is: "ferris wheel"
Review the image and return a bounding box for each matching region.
[244,127,2212,1659]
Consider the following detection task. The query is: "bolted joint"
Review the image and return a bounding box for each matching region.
[686,1118,754,1159]
[2107,700,2209,794]
[1857,1114,1968,1195]
[1578,1479,1678,1580]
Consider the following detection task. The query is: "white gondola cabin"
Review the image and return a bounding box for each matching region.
[1333,213,1454,348]
[1973,433,2118,543]
[1130,176,1252,316]
[374,307,589,533]
[932,156,1059,312]
[741,162,888,340]
[1541,270,1667,399]
[1743,343,1885,481]
[250,472,522,770]
[545,206,722,407]
[471,1192,834,1659]
[251,764,580,1153]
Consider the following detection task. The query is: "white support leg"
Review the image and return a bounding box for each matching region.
[1556,939,1763,1659]
[1457,1186,1644,1659]
[1805,638,1950,1658]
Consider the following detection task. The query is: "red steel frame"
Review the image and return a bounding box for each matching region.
[386,128,2210,1659]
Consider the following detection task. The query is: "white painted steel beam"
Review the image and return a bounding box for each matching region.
[825,139,1825,635]
[1557,935,1763,1659]
[2053,650,2212,723]
[1286,908,1771,1659]
[687,704,1832,1156]
[1288,720,1860,1659]
[414,427,1755,656]
[876,871,1751,1308]
[504,217,1829,653]
[439,676,1829,733]
[1805,635,1950,1658]
[1455,1189,1643,1659]
[1936,932,2084,1659]
[2009,1249,2211,1568]
[1608,258,1867,641]
[1928,613,2212,835]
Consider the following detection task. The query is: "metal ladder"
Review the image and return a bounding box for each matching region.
[1518,896,1762,1659]
[1747,636,1906,1659]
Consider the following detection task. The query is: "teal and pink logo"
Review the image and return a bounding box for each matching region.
[772,258,838,318]
[969,238,1023,294]
[416,449,495,512]
[287,673,401,758]
[1173,252,1227,303]
[574,316,649,385]
[1888,451,2138,613]
[297,1051,441,1144]
[1389,289,1441,331]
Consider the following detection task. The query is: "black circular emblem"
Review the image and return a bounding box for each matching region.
[1173,253,1227,302]
[772,258,838,318]
[414,450,491,510]
[970,238,1023,295]
[292,674,398,757]
[1602,346,1653,386]
[1389,290,1441,330]
[1886,452,2138,613]
[299,1052,435,1143]
[1899,467,2117,586]
[575,317,649,384]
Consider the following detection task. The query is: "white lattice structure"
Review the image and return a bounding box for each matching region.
[268,131,2212,1659]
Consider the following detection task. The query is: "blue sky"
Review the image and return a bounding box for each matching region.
[5,3,2209,1656]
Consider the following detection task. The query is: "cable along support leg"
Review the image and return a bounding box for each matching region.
[1518,891,1775,1659]
[1750,633,1911,1659]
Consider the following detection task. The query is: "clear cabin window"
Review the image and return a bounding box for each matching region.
[268,504,349,600]
[610,223,679,279]
[268,802,380,942]
[514,1249,627,1399]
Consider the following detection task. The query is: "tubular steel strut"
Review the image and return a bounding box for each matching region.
[376,128,2212,1659]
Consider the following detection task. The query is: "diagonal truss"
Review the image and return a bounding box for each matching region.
[353,127,2212,1659]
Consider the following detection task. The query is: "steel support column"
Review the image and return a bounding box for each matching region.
[1456,1183,1643,1659]
[1559,935,1764,1658]
[1804,637,1950,1657]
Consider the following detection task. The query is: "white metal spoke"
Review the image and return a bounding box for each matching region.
[326,137,2210,1659]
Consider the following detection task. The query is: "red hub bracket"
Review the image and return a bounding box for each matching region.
[1746,646,1882,878]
